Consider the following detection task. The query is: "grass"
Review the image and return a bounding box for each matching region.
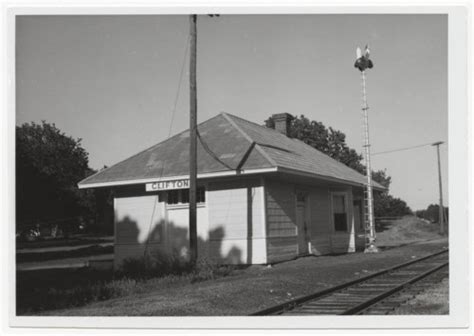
[36,239,448,316]
[17,251,234,315]
[18,217,448,316]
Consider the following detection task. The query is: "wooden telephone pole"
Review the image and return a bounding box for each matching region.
[432,141,445,235]
[189,14,198,264]
[188,14,219,264]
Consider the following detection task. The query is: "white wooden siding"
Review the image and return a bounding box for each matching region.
[267,236,298,263]
[265,180,298,263]
[113,178,362,267]
[309,236,332,255]
[114,195,166,268]
[265,181,361,261]
[207,179,266,264]
[114,195,209,268]
[166,205,209,258]
[308,187,331,235]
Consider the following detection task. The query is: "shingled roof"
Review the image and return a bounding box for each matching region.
[79,112,384,189]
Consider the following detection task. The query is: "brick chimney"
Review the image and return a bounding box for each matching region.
[272,113,293,136]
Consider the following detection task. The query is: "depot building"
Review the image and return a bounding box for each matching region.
[79,112,384,268]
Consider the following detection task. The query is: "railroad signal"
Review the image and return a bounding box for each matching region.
[354,45,374,72]
[355,44,378,253]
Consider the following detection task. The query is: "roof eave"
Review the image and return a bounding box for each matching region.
[77,167,278,189]
[276,166,386,191]
[79,165,385,192]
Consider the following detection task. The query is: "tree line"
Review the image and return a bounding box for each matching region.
[415,204,449,224]
[16,121,113,236]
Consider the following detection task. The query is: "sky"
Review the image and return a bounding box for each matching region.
[16,14,448,211]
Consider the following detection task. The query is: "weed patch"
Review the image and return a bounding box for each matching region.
[190,258,234,283]
[17,251,235,315]
[118,249,192,279]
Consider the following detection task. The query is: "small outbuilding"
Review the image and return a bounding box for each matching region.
[79,112,384,268]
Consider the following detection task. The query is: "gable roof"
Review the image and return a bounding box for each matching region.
[79,112,384,190]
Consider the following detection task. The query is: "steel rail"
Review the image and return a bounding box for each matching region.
[249,249,448,316]
[343,260,448,315]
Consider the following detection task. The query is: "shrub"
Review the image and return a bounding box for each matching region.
[119,249,192,279]
[119,252,234,283]
[190,258,234,283]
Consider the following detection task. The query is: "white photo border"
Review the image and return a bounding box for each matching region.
[3,2,470,331]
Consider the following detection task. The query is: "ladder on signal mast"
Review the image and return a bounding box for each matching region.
[363,189,373,249]
[359,68,378,253]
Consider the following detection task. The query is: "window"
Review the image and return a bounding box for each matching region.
[197,187,206,203]
[181,190,189,203]
[332,194,348,232]
[168,190,180,205]
[165,187,205,205]
[296,191,306,203]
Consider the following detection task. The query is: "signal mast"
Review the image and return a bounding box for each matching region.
[354,45,378,253]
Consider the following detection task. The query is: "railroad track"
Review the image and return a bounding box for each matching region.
[250,249,449,316]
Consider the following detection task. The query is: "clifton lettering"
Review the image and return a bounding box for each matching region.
[146,179,190,192]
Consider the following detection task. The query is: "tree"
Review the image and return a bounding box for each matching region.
[265,114,390,184]
[416,204,449,223]
[265,115,365,173]
[371,169,391,189]
[16,121,96,228]
[265,114,412,217]
[370,169,411,217]
[374,194,412,217]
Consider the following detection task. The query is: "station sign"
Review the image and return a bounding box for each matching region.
[146,179,190,192]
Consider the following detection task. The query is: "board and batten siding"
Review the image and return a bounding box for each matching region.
[265,180,298,263]
[207,179,266,264]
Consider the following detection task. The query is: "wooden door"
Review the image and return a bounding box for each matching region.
[296,194,309,255]
[353,200,363,231]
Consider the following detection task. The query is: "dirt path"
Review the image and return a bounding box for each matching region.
[17,242,113,254]
[17,254,113,271]
[40,238,448,316]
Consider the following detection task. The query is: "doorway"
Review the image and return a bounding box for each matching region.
[296,191,310,255]
[353,199,363,231]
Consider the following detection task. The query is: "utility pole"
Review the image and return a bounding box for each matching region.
[188,14,219,264]
[432,141,445,235]
[189,14,198,264]
[354,45,378,253]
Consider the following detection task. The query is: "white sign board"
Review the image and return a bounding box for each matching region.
[146,179,190,192]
